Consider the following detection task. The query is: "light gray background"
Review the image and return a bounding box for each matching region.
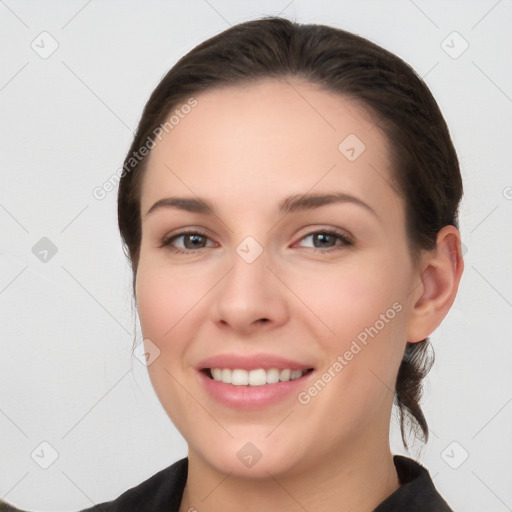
[1,1,511,511]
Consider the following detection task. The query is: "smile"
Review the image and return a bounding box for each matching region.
[198,367,315,409]
[206,367,313,386]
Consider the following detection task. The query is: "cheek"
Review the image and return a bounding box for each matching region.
[290,284,407,443]
[135,262,211,433]
[290,256,410,394]
[135,260,207,344]
[135,262,198,411]
[291,255,408,339]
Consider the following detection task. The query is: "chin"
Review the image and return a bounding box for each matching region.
[191,433,309,479]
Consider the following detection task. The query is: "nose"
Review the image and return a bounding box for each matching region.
[213,243,289,335]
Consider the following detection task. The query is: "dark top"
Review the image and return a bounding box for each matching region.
[0,455,453,511]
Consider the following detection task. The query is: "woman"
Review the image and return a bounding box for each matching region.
[2,16,464,512]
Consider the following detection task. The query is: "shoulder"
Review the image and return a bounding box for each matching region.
[79,457,188,512]
[374,455,453,512]
[0,458,188,512]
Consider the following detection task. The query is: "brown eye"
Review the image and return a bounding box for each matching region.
[161,231,214,252]
[312,233,337,248]
[297,230,353,252]
[181,233,207,249]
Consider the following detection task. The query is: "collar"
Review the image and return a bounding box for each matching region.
[73,454,452,512]
[373,455,453,511]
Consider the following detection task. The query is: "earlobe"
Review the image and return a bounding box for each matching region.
[406,225,464,343]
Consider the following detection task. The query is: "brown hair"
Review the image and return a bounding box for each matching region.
[118,16,462,447]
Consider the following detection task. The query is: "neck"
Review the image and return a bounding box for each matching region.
[179,431,400,512]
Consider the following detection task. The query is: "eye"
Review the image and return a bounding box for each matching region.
[295,229,353,252]
[160,230,216,253]
[160,228,353,255]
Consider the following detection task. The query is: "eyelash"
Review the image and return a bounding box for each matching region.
[160,228,353,255]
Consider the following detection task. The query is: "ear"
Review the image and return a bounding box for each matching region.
[406,225,464,343]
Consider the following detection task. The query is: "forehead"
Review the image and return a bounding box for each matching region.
[140,78,402,220]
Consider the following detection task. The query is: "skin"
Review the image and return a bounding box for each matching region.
[135,78,463,512]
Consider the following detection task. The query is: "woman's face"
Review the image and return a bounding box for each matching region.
[136,79,423,477]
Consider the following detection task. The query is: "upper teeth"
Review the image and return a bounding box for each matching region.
[210,368,307,386]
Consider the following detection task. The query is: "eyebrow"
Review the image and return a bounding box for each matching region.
[145,192,378,218]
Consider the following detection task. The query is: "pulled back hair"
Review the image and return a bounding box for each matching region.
[117,16,462,448]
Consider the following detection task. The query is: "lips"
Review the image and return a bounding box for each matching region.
[196,353,315,409]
